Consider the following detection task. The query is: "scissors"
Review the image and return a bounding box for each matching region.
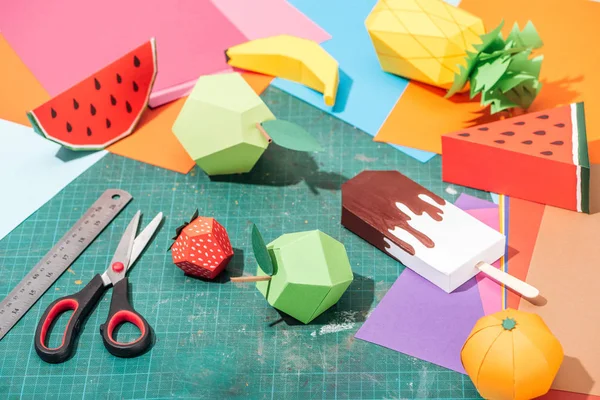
[34,211,163,363]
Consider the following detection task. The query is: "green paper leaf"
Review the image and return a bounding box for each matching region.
[447,20,544,114]
[471,56,511,93]
[252,224,274,276]
[261,120,323,152]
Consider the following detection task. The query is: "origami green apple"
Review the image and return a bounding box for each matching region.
[255,229,354,324]
[172,72,322,176]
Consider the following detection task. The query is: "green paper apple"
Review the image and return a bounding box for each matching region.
[172,72,322,176]
[255,229,354,324]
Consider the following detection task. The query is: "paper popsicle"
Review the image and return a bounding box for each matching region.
[341,171,538,297]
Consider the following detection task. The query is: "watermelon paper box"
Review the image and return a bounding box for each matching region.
[27,38,157,151]
[442,102,591,213]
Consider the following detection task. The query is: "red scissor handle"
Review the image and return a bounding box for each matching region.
[99,277,152,357]
[34,275,106,363]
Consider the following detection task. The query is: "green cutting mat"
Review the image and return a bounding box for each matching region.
[0,87,489,399]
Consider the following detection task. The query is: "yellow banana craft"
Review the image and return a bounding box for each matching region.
[226,35,339,107]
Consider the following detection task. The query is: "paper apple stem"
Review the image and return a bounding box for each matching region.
[255,122,273,143]
[476,261,539,299]
[230,275,272,282]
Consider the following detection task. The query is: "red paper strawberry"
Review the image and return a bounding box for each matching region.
[170,210,233,279]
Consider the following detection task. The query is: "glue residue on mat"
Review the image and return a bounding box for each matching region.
[310,311,358,336]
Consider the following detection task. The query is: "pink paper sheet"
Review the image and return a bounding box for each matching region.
[212,0,331,42]
[467,208,502,316]
[0,0,329,108]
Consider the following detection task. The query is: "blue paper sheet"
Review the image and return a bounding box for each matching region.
[271,0,437,162]
[0,119,106,240]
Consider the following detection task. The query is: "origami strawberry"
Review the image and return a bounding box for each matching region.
[170,210,233,279]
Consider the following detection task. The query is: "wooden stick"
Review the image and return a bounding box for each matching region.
[255,122,272,143]
[230,275,272,282]
[476,261,539,299]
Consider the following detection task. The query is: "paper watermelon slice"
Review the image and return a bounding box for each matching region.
[27,38,157,150]
[442,102,590,213]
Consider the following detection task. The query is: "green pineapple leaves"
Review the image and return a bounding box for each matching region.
[261,120,323,152]
[446,20,543,114]
[251,223,274,276]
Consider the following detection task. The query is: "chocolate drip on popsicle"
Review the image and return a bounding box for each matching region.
[341,171,445,255]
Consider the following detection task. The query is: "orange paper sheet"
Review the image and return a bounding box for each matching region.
[0,35,50,126]
[0,33,272,173]
[375,0,600,163]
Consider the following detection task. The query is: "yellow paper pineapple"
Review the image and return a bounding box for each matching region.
[365,0,485,89]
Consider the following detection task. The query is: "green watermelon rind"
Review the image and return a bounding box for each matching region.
[26,38,158,151]
[573,102,590,213]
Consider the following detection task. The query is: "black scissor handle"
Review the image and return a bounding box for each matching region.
[34,274,106,363]
[99,277,152,358]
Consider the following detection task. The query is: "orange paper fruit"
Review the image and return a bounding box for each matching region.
[462,309,563,400]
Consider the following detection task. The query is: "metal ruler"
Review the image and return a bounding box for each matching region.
[0,189,133,341]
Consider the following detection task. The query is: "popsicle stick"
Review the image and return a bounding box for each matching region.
[230,275,272,282]
[476,261,540,299]
[255,123,272,143]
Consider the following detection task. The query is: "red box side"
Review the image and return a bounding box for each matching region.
[442,136,578,211]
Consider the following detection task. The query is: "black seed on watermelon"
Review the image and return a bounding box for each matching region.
[66,122,72,132]
[73,99,79,110]
[500,131,515,136]
[94,78,101,90]
[555,123,565,128]
[110,95,117,106]
[494,140,505,144]
[126,101,132,113]
[514,121,525,125]
[87,127,92,136]
[90,104,97,116]
[51,108,57,118]
[537,115,549,119]
[106,118,112,128]
[116,73,122,84]
[458,133,470,137]
[133,81,139,92]
[533,130,546,135]
[550,141,564,145]
[134,56,141,67]
[478,127,489,131]
[540,151,553,156]
[522,140,533,145]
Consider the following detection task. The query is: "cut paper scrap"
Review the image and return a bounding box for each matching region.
[540,391,600,400]
[270,0,436,162]
[520,206,600,396]
[211,0,331,42]
[375,0,600,163]
[108,72,271,174]
[355,269,483,374]
[0,34,49,126]
[0,0,248,108]
[353,196,513,373]
[505,197,544,310]
[0,119,106,241]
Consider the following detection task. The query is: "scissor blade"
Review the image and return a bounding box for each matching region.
[103,211,140,286]
[129,212,163,268]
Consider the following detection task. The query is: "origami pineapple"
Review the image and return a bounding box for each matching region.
[365,0,485,89]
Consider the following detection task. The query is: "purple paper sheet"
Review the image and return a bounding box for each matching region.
[454,193,498,210]
[355,268,484,374]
